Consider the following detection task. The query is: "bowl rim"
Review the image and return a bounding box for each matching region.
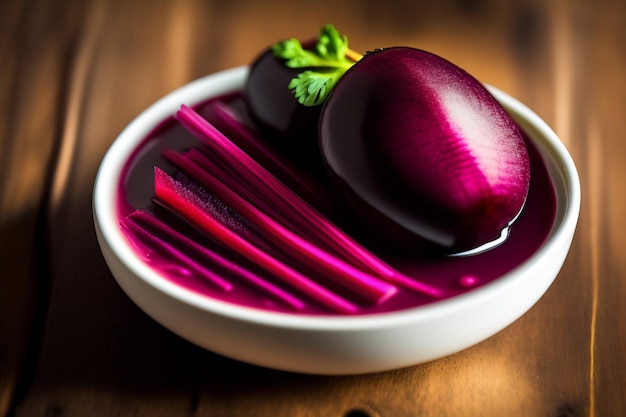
[93,65,581,331]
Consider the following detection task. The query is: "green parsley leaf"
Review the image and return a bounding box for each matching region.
[288,70,341,106]
[272,24,360,107]
[316,24,348,61]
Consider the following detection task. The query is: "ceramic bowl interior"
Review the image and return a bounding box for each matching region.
[93,66,580,375]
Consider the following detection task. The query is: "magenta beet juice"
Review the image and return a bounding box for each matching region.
[116,95,557,316]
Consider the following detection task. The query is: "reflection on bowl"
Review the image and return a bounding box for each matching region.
[93,66,580,375]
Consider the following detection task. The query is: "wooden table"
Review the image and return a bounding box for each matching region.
[2,0,624,415]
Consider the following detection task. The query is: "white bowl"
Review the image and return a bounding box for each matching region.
[93,66,580,375]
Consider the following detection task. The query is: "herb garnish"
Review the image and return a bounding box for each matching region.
[272,24,362,106]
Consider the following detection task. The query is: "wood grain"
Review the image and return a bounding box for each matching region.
[1,0,625,416]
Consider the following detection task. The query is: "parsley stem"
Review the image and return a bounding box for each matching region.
[345,48,363,62]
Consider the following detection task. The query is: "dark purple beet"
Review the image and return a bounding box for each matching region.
[244,43,323,172]
[319,47,530,252]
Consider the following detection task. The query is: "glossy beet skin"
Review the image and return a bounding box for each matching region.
[320,47,531,252]
[244,44,323,172]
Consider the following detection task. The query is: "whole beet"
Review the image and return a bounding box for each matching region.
[320,47,530,252]
[244,44,323,173]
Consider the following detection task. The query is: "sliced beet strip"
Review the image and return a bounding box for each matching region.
[153,167,358,314]
[123,209,305,310]
[176,104,441,298]
[162,150,398,304]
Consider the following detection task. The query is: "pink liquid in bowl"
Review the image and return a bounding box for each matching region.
[116,95,557,316]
